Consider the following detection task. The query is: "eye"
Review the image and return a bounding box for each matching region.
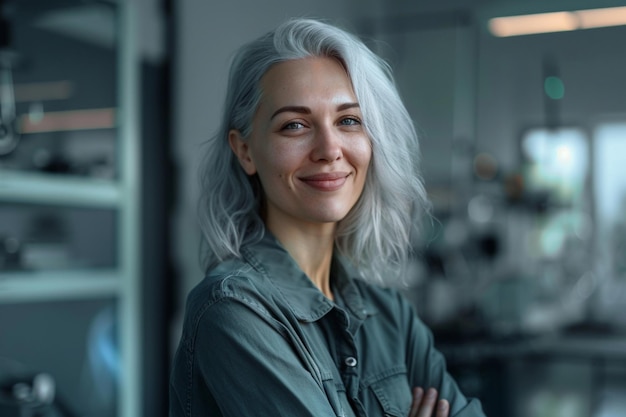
[339,117,361,126]
[282,121,305,130]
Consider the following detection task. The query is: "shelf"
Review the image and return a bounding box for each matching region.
[0,170,121,208]
[0,269,120,304]
[19,107,116,134]
[0,2,144,416]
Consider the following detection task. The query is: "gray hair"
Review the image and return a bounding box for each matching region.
[198,18,429,286]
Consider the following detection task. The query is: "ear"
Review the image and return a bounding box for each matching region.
[228,129,257,175]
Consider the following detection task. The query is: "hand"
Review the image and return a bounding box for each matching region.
[408,387,449,417]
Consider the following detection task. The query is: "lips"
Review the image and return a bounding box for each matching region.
[299,172,350,191]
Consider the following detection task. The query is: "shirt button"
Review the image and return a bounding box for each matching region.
[344,357,357,367]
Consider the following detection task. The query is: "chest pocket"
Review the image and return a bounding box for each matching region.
[364,366,412,417]
[321,371,352,417]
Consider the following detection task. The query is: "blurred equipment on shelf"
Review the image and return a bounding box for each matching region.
[0,235,22,270]
[0,205,117,272]
[0,0,21,156]
[0,367,78,417]
[0,0,117,178]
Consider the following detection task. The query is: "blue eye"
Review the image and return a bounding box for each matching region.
[340,117,361,126]
[283,122,305,130]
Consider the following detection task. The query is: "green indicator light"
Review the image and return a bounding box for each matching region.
[544,76,565,100]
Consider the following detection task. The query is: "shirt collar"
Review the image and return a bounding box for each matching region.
[240,231,377,322]
[331,257,378,320]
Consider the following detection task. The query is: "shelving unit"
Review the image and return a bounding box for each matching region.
[0,1,142,416]
[0,171,121,207]
[0,269,120,303]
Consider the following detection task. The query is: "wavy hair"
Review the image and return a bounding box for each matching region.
[198,18,429,286]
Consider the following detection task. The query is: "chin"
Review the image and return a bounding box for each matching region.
[307,208,351,224]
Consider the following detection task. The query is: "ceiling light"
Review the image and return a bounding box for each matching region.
[489,6,626,37]
[489,12,578,37]
[577,6,626,29]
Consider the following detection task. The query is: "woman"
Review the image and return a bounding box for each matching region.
[170,18,486,417]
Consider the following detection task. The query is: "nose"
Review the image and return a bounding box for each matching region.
[311,126,342,162]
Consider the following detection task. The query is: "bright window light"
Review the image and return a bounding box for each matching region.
[594,123,626,231]
[521,127,588,202]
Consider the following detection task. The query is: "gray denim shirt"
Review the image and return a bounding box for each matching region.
[169,232,485,417]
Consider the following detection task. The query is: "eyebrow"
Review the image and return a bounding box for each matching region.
[270,102,360,120]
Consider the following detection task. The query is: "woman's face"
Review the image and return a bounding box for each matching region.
[230,56,372,233]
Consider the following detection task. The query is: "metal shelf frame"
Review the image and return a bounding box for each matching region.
[0,2,143,416]
[0,269,120,303]
[117,1,143,417]
[0,171,121,208]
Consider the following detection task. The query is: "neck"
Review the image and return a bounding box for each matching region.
[266,217,336,300]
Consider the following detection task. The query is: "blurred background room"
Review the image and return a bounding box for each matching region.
[0,0,625,416]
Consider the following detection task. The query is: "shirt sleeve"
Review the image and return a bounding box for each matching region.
[400,294,487,417]
[169,295,339,417]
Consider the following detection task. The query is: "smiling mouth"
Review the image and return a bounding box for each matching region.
[299,172,350,191]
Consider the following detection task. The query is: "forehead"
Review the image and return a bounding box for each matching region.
[258,56,356,104]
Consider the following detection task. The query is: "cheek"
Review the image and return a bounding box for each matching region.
[256,144,301,180]
[270,152,295,178]
[353,139,373,171]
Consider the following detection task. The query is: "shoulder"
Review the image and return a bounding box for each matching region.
[183,257,278,331]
